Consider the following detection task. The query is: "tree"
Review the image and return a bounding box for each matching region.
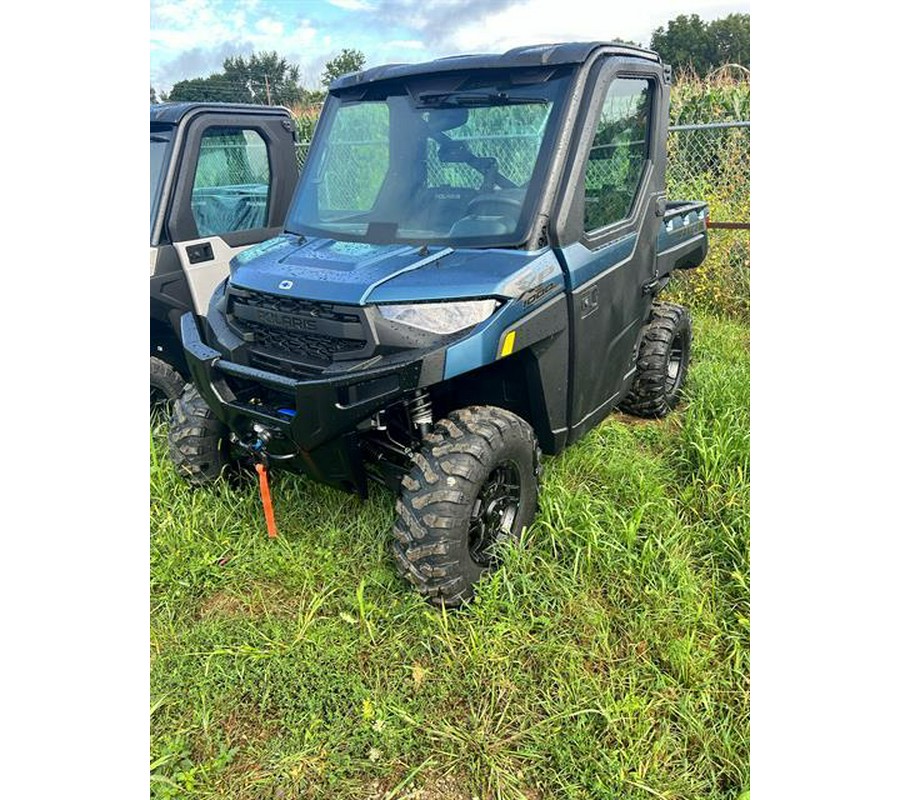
[168,51,304,104]
[651,13,749,76]
[150,85,157,104]
[707,14,750,71]
[168,75,231,103]
[651,14,713,74]
[321,49,366,87]
[222,51,303,105]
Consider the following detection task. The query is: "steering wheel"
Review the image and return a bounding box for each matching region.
[465,195,523,217]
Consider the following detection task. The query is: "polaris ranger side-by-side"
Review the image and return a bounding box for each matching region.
[168,42,709,606]
[150,103,300,406]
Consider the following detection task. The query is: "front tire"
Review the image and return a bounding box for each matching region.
[150,356,186,412]
[391,406,540,608]
[619,302,692,418]
[168,385,229,486]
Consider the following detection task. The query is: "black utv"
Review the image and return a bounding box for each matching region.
[168,42,708,606]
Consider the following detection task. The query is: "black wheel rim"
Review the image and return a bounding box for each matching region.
[468,461,522,567]
[665,333,686,395]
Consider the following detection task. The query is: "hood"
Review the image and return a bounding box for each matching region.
[229,234,560,306]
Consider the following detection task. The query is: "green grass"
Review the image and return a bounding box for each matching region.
[150,310,749,800]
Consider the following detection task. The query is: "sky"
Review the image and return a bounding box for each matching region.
[150,0,751,95]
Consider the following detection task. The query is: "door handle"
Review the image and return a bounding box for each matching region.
[186,242,214,264]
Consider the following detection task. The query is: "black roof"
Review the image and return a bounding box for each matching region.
[330,41,660,91]
[149,102,292,124]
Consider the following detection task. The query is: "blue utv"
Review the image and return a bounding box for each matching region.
[169,42,709,607]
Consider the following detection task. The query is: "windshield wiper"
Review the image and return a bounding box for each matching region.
[417,91,547,108]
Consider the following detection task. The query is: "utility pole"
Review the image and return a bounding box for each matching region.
[264,74,272,105]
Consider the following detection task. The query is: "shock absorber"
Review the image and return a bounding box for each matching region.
[407,390,433,438]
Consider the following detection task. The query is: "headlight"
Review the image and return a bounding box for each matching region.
[377,299,499,335]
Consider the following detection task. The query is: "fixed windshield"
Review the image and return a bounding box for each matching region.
[150,123,174,239]
[286,69,572,247]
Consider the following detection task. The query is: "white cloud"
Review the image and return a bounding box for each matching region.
[276,20,318,51]
[255,17,284,37]
[152,0,211,28]
[230,9,246,30]
[151,0,235,51]
[385,40,425,50]
[446,0,750,53]
[150,0,316,62]
[327,0,375,10]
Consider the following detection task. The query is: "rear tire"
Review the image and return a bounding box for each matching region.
[150,356,186,412]
[619,302,692,419]
[391,406,541,608]
[168,385,229,486]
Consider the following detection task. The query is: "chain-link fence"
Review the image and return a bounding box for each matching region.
[297,140,311,172]
[666,121,749,316]
[668,121,749,225]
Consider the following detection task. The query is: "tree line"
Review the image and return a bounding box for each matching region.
[154,49,366,105]
[151,14,749,105]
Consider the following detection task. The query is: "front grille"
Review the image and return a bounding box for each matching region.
[231,289,361,325]
[227,287,371,369]
[241,319,366,364]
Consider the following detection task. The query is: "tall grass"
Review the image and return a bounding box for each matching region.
[289,103,321,143]
[669,68,751,125]
[150,310,750,799]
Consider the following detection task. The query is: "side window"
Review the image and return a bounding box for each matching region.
[191,128,271,237]
[584,78,652,232]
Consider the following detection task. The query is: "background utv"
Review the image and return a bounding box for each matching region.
[150,103,299,408]
[168,42,708,607]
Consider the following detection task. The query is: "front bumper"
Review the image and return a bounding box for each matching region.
[180,312,445,491]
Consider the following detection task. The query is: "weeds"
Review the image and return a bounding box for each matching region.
[150,310,749,799]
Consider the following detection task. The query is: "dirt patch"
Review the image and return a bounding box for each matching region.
[387,770,472,800]
[197,591,248,619]
[190,702,283,765]
[608,411,655,427]
[197,582,299,620]
[220,704,283,748]
[608,411,681,433]
[189,703,287,798]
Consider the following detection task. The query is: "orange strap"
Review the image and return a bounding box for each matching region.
[254,462,278,538]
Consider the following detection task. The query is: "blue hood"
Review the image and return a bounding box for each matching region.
[229,234,561,306]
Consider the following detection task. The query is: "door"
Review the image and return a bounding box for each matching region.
[164,112,298,317]
[555,65,668,441]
